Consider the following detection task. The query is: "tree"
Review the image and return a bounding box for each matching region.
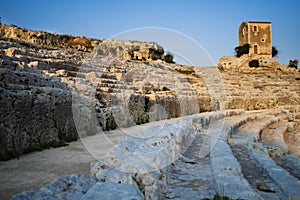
[235,44,250,58]
[289,59,298,69]
[162,52,174,63]
[272,46,279,57]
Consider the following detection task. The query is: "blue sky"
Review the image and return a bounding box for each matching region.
[1,0,300,65]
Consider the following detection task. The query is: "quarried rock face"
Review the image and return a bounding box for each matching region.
[0,67,77,160]
[0,29,201,159]
[1,24,100,52]
[1,24,165,61]
[97,40,164,61]
[1,24,299,161]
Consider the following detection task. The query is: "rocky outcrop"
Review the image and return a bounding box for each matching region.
[1,24,164,61]
[218,54,295,72]
[11,173,143,199]
[1,24,100,52]
[97,40,164,61]
[0,30,200,160]
[11,173,143,200]
[0,35,89,161]
[0,58,77,160]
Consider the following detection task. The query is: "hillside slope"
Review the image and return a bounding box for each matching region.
[0,24,299,160]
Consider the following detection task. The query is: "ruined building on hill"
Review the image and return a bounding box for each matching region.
[218,21,284,70]
[238,21,272,58]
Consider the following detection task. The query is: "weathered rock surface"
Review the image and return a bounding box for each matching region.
[218,54,294,71]
[90,110,239,200]
[9,108,300,200]
[1,24,164,60]
[0,24,300,200]
[9,108,300,199]
[0,28,202,160]
[0,60,77,160]
[11,173,97,200]
[98,40,164,61]
[82,182,143,200]
[1,24,100,52]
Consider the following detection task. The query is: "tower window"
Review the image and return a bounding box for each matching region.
[254,45,258,54]
[243,27,247,35]
[253,25,258,32]
[261,38,265,42]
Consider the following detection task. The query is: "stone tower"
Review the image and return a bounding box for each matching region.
[238,21,272,58]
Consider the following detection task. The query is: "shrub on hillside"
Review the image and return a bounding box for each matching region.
[272,46,279,57]
[289,59,299,69]
[162,52,175,63]
[235,44,250,58]
[249,59,259,68]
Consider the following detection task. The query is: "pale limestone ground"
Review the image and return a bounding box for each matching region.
[0,119,175,200]
[162,133,215,199]
[0,139,96,200]
[1,111,300,200]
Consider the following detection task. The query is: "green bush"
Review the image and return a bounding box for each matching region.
[162,52,175,63]
[272,46,279,57]
[249,59,259,68]
[235,44,250,57]
[150,54,157,60]
[136,113,148,125]
[289,59,298,68]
